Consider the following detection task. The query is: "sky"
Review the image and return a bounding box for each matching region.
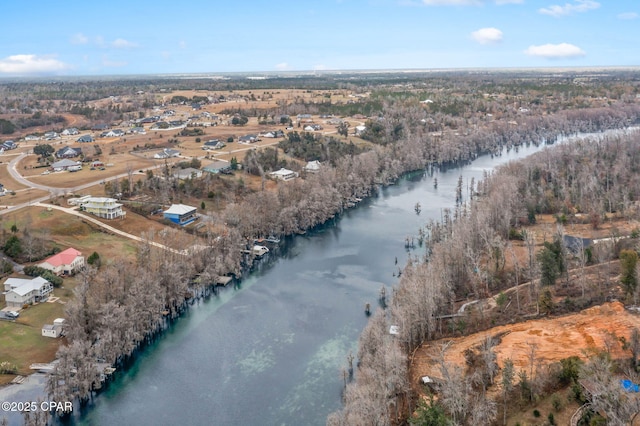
[0,0,638,77]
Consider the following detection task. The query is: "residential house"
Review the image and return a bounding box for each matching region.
[138,117,158,124]
[100,129,125,138]
[163,204,197,226]
[38,248,85,276]
[269,168,298,181]
[238,134,259,144]
[128,127,146,134]
[261,130,284,139]
[304,160,321,173]
[24,135,41,141]
[61,128,79,136]
[203,160,232,174]
[77,134,94,143]
[173,168,203,180]
[55,146,82,159]
[2,140,17,150]
[154,148,180,159]
[44,131,60,140]
[3,276,53,308]
[51,159,81,172]
[79,197,126,220]
[202,139,225,150]
[304,124,323,132]
[354,125,367,136]
[92,123,109,131]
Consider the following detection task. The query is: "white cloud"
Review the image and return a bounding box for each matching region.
[112,38,138,49]
[422,0,481,5]
[313,64,327,71]
[275,62,290,70]
[471,27,503,44]
[0,54,70,75]
[70,33,89,45]
[495,0,523,4]
[539,0,599,17]
[179,40,187,49]
[524,43,585,58]
[617,12,638,20]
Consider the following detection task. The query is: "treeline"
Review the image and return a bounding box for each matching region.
[328,130,640,425]
[46,227,244,412]
[277,132,364,164]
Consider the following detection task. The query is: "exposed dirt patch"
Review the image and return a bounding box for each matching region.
[411,302,639,389]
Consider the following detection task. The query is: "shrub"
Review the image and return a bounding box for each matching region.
[23,265,63,287]
[1,260,14,274]
[533,409,541,418]
[87,251,101,268]
[0,361,17,374]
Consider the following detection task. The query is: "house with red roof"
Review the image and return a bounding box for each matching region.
[37,248,85,276]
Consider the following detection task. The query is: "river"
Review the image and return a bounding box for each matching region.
[0,136,595,426]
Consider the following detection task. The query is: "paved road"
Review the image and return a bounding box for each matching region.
[31,202,180,254]
[1,153,180,253]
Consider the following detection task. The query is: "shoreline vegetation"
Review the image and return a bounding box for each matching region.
[329,128,640,425]
[1,70,640,425]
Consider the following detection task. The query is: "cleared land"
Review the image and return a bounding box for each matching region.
[411,302,640,425]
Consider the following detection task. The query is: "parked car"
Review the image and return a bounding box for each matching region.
[5,311,19,319]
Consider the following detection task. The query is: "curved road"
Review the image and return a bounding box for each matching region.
[1,152,178,253]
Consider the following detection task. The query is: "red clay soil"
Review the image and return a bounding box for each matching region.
[411,301,640,388]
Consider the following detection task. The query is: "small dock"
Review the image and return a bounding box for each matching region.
[215,276,233,286]
[30,363,56,373]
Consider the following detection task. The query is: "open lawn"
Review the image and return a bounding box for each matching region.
[0,162,30,191]
[1,206,139,261]
[0,188,49,208]
[20,150,156,189]
[0,299,66,383]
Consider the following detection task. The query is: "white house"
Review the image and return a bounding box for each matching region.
[38,248,85,275]
[304,160,321,173]
[52,158,82,172]
[269,168,298,181]
[4,276,53,308]
[79,197,126,220]
[62,128,79,136]
[173,168,203,180]
[154,148,180,159]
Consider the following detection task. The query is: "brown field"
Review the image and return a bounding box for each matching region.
[1,206,139,261]
[0,188,49,208]
[0,160,30,191]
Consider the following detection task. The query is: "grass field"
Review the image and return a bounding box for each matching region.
[0,298,67,384]
[1,206,139,261]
